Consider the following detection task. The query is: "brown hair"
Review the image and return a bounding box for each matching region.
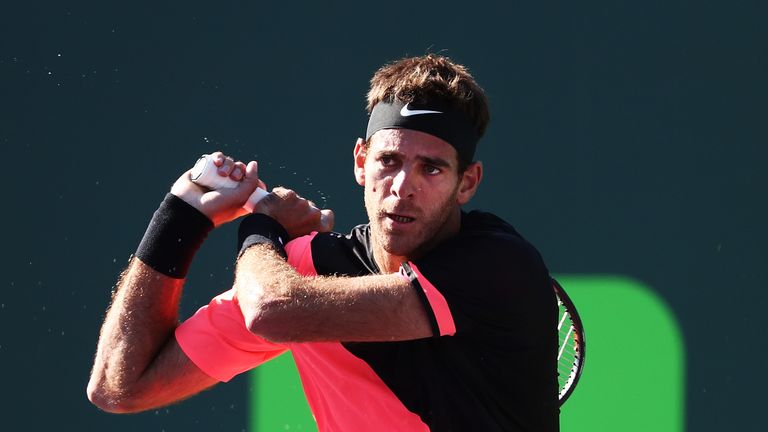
[366,54,490,138]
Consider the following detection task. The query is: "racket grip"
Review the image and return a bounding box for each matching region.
[190,155,269,212]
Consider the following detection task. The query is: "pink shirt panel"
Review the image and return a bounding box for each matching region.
[175,232,429,430]
[175,288,287,382]
[286,232,318,275]
[289,342,428,432]
[404,262,457,336]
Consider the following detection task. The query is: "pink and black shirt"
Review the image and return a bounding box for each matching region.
[176,211,559,431]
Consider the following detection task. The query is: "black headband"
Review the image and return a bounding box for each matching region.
[365,99,479,165]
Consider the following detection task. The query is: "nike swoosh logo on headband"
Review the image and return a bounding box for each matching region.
[400,103,443,117]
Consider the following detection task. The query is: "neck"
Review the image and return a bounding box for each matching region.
[372,208,463,274]
[372,246,406,274]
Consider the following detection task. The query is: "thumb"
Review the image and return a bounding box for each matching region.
[238,161,262,195]
[319,209,335,232]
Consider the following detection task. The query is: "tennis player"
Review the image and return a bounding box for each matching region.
[88,54,559,431]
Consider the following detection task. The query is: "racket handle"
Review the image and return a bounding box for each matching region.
[190,155,269,213]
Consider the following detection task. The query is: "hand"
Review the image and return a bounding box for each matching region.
[257,187,335,239]
[171,152,267,227]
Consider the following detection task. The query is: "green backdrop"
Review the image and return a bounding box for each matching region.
[1,1,765,431]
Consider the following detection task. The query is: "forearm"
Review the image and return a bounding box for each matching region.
[87,155,276,412]
[234,244,432,343]
[87,258,184,410]
[88,193,217,412]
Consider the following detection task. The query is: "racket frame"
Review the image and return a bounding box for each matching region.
[552,278,586,406]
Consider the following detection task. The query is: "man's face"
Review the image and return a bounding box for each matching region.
[354,129,478,261]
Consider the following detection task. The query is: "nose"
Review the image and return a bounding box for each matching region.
[390,168,417,199]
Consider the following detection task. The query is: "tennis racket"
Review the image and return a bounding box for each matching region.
[553,278,586,406]
[190,154,270,212]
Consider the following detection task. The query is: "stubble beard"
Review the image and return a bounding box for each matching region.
[365,188,459,263]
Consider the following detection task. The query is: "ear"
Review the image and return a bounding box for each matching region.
[457,161,483,205]
[353,137,367,186]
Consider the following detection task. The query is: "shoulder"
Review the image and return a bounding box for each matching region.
[412,211,550,303]
[409,211,554,333]
[443,210,546,270]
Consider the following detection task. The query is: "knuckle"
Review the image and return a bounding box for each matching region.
[308,208,322,226]
[261,193,279,206]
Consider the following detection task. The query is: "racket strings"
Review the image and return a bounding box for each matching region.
[558,325,574,360]
[557,304,582,394]
[553,281,585,405]
[558,327,581,361]
[557,310,569,331]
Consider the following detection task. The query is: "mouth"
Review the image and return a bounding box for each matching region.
[385,212,415,224]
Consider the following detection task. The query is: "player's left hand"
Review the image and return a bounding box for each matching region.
[256,187,335,239]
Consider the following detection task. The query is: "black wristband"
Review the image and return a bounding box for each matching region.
[237,213,289,260]
[135,193,214,279]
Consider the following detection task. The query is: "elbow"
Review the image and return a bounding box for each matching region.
[236,275,305,343]
[243,297,297,343]
[86,378,143,414]
[86,381,124,414]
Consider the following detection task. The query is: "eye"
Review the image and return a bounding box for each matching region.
[424,165,441,175]
[378,155,396,167]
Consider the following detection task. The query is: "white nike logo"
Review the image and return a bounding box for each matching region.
[400,103,442,117]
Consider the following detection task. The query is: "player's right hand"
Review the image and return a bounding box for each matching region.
[171,151,267,227]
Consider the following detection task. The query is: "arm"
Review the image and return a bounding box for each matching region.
[235,244,433,343]
[87,259,217,413]
[87,153,262,412]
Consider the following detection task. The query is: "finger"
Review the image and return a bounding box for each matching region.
[244,160,258,178]
[230,161,247,181]
[273,187,297,200]
[210,151,225,167]
[218,156,236,177]
[238,160,262,193]
[319,209,335,232]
